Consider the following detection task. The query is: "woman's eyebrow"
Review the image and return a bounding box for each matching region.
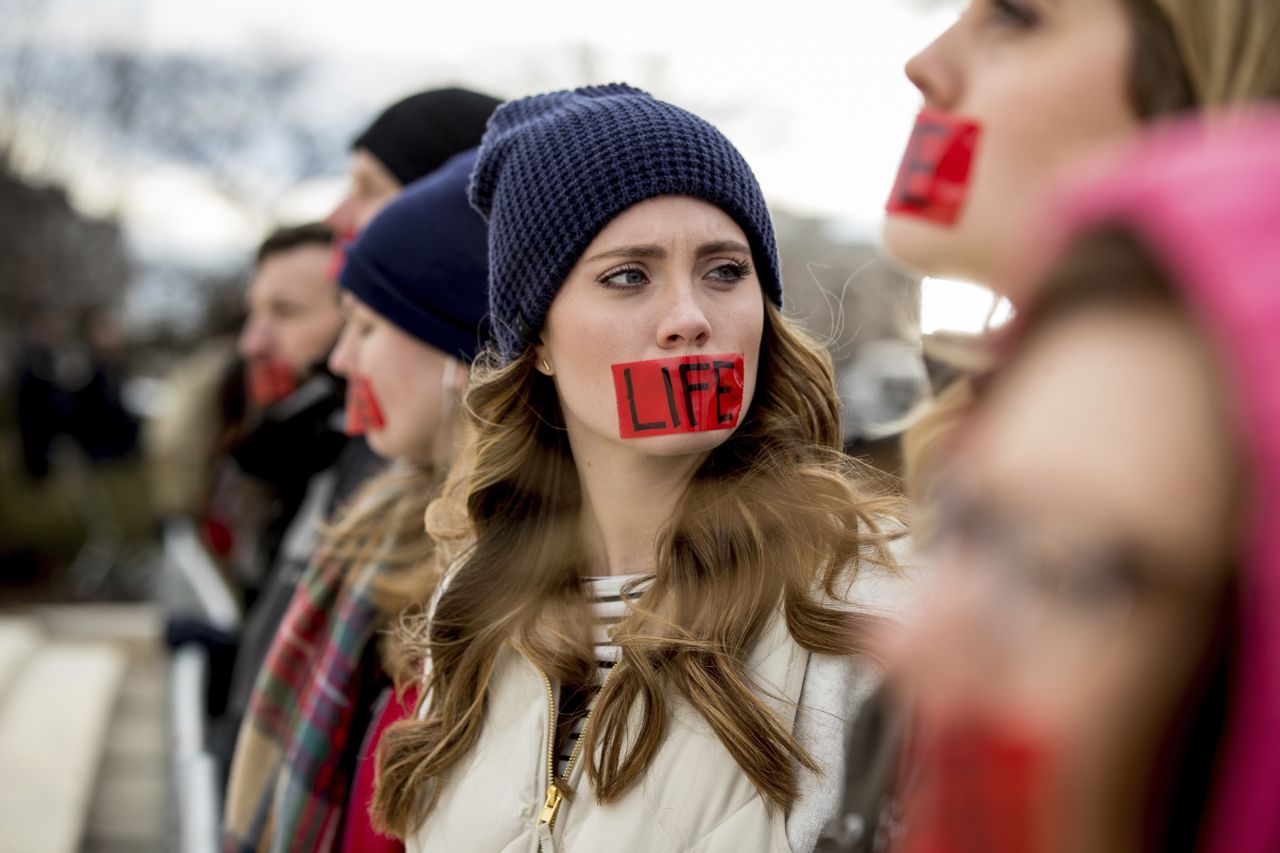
[583,245,666,263]
[697,240,750,258]
[583,240,751,264]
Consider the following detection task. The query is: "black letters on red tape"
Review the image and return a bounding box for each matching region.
[612,354,745,439]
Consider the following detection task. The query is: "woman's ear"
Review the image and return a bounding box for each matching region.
[448,359,470,393]
[533,346,554,376]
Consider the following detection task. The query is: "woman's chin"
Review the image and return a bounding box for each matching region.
[618,428,737,458]
[364,429,399,462]
[883,215,950,274]
[881,213,991,283]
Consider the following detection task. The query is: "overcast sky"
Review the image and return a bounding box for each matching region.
[8,0,1008,333]
[11,0,956,256]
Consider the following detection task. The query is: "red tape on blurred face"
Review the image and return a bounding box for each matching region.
[247,358,297,407]
[612,354,744,439]
[886,109,981,226]
[345,375,385,436]
[897,714,1052,853]
[327,228,354,281]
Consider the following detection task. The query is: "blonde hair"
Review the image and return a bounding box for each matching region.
[901,378,975,503]
[1140,0,1280,109]
[316,371,467,679]
[372,304,905,836]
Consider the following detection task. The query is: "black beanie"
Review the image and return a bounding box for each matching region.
[339,149,489,362]
[353,87,501,186]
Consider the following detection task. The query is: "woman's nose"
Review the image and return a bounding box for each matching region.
[655,280,712,349]
[905,20,964,111]
[328,321,358,378]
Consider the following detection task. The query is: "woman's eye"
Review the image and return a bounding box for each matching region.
[599,266,648,289]
[988,0,1039,28]
[706,260,752,284]
[1034,546,1141,619]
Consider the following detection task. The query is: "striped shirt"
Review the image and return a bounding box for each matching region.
[554,573,650,776]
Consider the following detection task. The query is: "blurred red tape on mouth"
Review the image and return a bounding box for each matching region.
[611,354,744,439]
[345,375,386,436]
[247,358,297,407]
[887,109,981,226]
[897,712,1052,853]
[328,229,355,281]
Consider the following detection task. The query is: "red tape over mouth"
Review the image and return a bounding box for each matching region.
[344,375,386,436]
[247,358,297,408]
[897,714,1051,853]
[886,109,981,226]
[612,354,744,439]
[327,229,355,281]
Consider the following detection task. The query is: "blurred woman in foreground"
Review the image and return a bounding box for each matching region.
[894,112,1280,853]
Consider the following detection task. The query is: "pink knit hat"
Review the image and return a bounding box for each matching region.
[1006,110,1280,853]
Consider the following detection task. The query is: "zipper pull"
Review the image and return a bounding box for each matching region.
[539,783,564,826]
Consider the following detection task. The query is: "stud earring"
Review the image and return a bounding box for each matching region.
[539,358,553,374]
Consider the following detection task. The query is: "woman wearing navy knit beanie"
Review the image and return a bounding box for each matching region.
[222,149,490,853]
[373,85,916,853]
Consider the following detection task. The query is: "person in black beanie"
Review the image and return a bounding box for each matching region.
[212,87,499,788]
[328,87,502,247]
[321,86,500,515]
[223,148,490,853]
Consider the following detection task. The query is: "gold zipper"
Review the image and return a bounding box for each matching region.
[514,644,621,833]
[513,644,560,826]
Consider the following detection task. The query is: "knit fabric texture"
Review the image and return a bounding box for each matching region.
[469,83,783,362]
[354,87,500,186]
[222,541,389,853]
[339,148,490,362]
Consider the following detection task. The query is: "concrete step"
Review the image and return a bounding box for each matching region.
[23,604,162,659]
[0,642,127,853]
[80,651,168,852]
[0,619,42,707]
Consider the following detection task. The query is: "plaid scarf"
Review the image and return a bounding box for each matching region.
[222,547,388,853]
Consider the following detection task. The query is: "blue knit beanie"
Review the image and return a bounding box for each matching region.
[469,84,783,362]
[339,148,489,362]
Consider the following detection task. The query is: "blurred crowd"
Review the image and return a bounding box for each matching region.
[4,1,1280,851]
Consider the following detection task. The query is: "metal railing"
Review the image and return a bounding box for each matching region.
[163,519,242,853]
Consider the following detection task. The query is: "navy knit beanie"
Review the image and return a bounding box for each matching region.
[469,84,783,362]
[354,88,501,186]
[339,148,489,362]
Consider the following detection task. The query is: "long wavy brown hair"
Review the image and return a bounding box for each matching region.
[372,302,905,836]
